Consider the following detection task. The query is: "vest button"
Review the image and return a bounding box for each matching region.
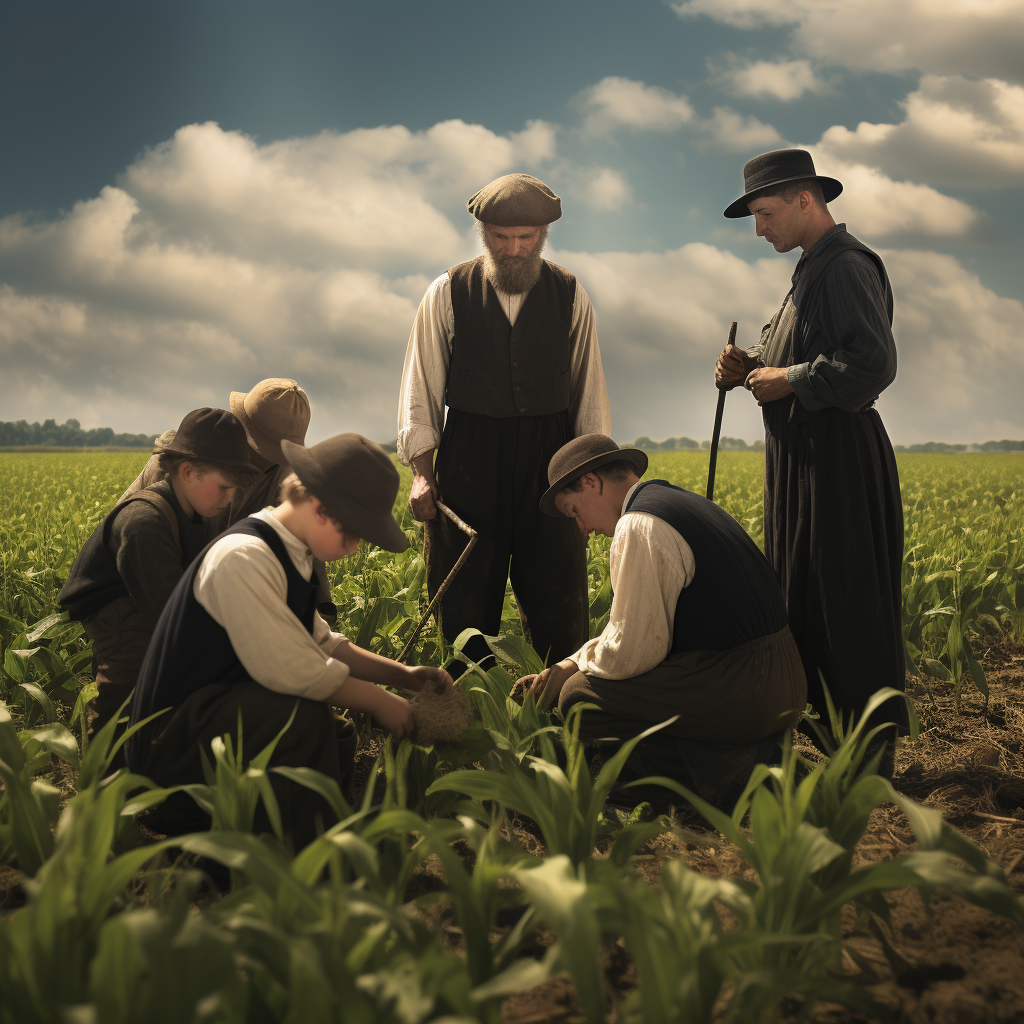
[519,407,526,413]
[513,361,518,367]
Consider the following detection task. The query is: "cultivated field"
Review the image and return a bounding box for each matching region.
[1,451,1022,1023]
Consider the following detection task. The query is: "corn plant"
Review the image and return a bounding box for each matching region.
[428,704,672,870]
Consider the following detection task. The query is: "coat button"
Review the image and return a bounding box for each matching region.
[519,407,526,413]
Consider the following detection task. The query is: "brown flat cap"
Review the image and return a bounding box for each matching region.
[540,434,648,517]
[281,434,408,552]
[467,173,561,226]
[229,378,311,465]
[154,408,259,478]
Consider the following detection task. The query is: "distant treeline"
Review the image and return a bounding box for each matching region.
[893,440,1024,453]
[0,418,158,449]
[633,436,765,452]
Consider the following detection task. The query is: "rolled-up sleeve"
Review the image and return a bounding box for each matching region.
[788,255,897,413]
[397,274,453,465]
[194,538,349,700]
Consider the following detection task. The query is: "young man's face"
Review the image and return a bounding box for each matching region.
[554,473,618,538]
[747,193,807,253]
[308,504,361,562]
[178,465,237,519]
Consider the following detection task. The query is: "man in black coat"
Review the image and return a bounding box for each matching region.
[716,149,906,761]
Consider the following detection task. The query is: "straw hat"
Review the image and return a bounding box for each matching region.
[229,378,311,465]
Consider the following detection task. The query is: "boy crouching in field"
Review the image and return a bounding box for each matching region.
[125,433,451,848]
[59,408,258,742]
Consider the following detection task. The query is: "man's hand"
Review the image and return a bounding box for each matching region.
[404,665,454,693]
[372,689,415,739]
[716,344,755,388]
[743,366,794,406]
[409,451,438,521]
[512,658,577,711]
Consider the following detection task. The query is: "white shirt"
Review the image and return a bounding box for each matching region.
[193,509,349,700]
[396,269,614,465]
[569,483,696,679]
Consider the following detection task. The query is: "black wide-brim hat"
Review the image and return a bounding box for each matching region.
[724,148,843,219]
[540,434,648,517]
[153,407,259,478]
[281,435,409,552]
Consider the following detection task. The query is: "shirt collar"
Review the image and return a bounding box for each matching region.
[252,508,314,574]
[621,480,643,516]
[794,222,846,282]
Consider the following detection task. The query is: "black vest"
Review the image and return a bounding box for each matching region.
[58,480,208,622]
[626,481,788,653]
[125,517,318,768]
[445,256,576,417]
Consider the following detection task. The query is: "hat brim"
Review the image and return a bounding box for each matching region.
[152,434,259,478]
[281,440,410,553]
[723,175,843,219]
[540,448,649,518]
[230,391,286,466]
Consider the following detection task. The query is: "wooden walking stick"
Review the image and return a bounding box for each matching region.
[396,500,478,664]
[706,320,738,502]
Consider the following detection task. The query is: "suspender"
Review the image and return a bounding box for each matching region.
[122,488,182,560]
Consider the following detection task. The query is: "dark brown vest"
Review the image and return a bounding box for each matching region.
[445,256,576,417]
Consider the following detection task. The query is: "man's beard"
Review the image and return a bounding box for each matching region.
[480,225,548,295]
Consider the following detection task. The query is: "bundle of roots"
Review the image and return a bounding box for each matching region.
[410,680,473,744]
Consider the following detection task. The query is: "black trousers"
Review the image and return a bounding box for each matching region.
[138,682,357,850]
[763,403,907,735]
[426,409,589,668]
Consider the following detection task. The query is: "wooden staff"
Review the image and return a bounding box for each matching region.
[706,321,738,502]
[397,500,478,664]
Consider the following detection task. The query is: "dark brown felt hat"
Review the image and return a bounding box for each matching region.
[724,149,843,219]
[540,434,648,517]
[153,408,259,477]
[229,378,310,466]
[467,173,562,226]
[281,435,409,552]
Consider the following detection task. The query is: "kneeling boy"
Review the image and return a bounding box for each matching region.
[59,408,258,740]
[516,434,807,808]
[126,433,449,847]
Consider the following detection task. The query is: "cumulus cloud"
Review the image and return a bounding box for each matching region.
[0,118,1018,449]
[717,57,825,101]
[672,0,1024,82]
[699,108,784,151]
[579,77,695,135]
[818,75,1024,189]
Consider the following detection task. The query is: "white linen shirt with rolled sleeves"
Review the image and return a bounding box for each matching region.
[569,483,696,680]
[192,509,349,700]
[396,270,614,465]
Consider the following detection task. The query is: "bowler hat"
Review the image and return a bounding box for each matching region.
[229,378,311,465]
[540,434,648,517]
[281,435,409,552]
[724,149,842,219]
[154,408,259,478]
[467,173,562,226]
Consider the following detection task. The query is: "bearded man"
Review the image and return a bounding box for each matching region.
[397,173,612,671]
[716,149,906,761]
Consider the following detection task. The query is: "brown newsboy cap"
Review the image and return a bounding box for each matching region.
[281,434,409,552]
[154,408,259,478]
[540,434,648,517]
[724,148,843,219]
[467,173,561,226]
[229,378,311,466]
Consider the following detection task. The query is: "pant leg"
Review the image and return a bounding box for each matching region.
[140,681,355,849]
[82,597,152,738]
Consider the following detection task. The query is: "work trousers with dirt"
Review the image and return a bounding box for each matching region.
[560,626,807,810]
[82,596,152,740]
[425,409,589,670]
[136,681,357,851]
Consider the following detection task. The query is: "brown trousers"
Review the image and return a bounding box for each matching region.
[559,627,807,809]
[82,597,152,734]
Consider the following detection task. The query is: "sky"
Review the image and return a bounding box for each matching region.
[1,0,1023,447]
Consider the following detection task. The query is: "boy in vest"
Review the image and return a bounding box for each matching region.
[515,434,807,809]
[119,377,337,622]
[126,434,451,848]
[59,408,258,743]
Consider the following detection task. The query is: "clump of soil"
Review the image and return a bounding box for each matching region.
[411,679,473,744]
